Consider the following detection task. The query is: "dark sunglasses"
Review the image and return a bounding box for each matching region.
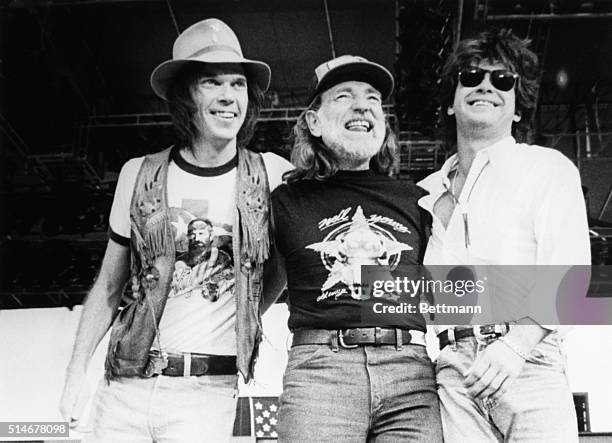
[458,67,519,92]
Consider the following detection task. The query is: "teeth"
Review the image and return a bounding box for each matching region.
[471,100,494,107]
[345,120,371,131]
[212,111,235,118]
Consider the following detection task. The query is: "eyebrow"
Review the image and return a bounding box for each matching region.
[332,86,381,96]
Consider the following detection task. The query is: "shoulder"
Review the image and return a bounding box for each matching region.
[271,182,290,202]
[270,180,315,207]
[116,156,145,190]
[261,152,293,191]
[119,156,145,174]
[393,177,428,198]
[515,144,579,178]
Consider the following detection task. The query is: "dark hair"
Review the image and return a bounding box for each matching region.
[284,94,399,183]
[166,63,263,150]
[439,28,539,148]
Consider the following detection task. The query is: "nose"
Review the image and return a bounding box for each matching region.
[218,81,235,103]
[352,93,371,112]
[476,72,495,92]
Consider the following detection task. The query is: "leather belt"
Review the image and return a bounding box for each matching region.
[145,351,237,377]
[438,324,510,350]
[292,327,426,348]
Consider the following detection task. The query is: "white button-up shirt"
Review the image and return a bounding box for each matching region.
[417,136,591,331]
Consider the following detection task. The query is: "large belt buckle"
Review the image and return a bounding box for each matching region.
[474,324,504,340]
[338,330,359,349]
[144,350,168,377]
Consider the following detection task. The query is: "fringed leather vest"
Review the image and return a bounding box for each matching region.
[104,146,270,382]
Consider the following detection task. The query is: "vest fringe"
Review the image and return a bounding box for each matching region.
[237,149,271,265]
[144,220,170,259]
[239,211,270,264]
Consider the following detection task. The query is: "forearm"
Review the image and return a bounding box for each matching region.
[502,317,550,356]
[67,281,124,370]
[67,240,129,371]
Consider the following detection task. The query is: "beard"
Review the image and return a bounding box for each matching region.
[325,138,382,170]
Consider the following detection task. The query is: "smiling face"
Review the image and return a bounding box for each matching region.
[305,80,386,170]
[448,60,521,140]
[192,63,248,148]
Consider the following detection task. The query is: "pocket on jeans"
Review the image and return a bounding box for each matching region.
[526,341,563,369]
[285,344,329,372]
[434,345,456,371]
[194,374,238,398]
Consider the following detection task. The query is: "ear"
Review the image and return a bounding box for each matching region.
[305,110,322,137]
[513,112,522,122]
[447,106,455,116]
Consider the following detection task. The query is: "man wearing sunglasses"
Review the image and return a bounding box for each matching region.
[418,29,590,442]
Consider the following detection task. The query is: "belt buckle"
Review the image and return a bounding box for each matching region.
[338,330,358,349]
[144,350,168,377]
[475,324,503,339]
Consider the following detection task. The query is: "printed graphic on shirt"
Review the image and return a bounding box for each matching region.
[168,201,234,301]
[307,206,412,302]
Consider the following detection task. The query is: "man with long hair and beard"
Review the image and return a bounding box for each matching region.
[268,55,443,442]
[59,18,291,442]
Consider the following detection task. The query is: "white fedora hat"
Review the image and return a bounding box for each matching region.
[150,18,271,100]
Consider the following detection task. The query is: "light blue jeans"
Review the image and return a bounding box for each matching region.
[278,343,443,442]
[436,334,578,442]
[84,374,238,443]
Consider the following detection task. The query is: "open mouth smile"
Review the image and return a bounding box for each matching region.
[467,98,500,108]
[345,119,373,132]
[210,110,238,120]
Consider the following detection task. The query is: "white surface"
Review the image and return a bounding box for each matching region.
[0,307,610,432]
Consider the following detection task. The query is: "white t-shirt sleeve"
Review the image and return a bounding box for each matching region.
[261,152,293,191]
[108,157,144,243]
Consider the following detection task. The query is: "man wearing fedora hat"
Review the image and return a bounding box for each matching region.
[60,18,291,442]
[267,55,443,442]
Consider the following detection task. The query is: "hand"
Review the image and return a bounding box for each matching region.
[464,340,526,400]
[59,366,90,428]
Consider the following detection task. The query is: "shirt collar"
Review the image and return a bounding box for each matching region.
[417,136,518,212]
[480,135,517,166]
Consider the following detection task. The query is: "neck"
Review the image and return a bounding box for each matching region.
[455,125,510,174]
[338,158,371,171]
[185,138,237,167]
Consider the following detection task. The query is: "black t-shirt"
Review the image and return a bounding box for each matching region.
[272,170,429,332]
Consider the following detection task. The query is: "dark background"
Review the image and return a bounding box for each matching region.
[1,0,612,307]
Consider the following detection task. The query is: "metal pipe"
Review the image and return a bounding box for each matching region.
[323,0,336,58]
[455,0,464,45]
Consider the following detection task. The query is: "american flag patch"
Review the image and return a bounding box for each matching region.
[233,396,280,439]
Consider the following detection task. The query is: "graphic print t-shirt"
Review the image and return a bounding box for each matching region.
[109,147,291,355]
[272,170,428,332]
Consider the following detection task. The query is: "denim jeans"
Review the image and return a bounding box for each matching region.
[436,334,578,442]
[278,343,443,442]
[84,374,238,443]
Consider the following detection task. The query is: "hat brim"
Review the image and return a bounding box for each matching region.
[150,52,271,100]
[314,61,394,101]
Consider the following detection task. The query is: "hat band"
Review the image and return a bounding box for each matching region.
[188,44,242,59]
